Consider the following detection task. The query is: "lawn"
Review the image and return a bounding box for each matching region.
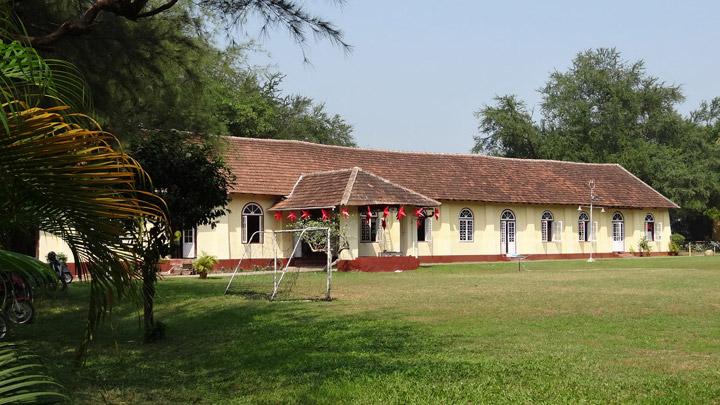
[14,256,720,404]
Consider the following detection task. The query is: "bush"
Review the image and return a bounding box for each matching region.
[669,233,685,255]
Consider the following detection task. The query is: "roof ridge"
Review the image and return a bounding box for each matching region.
[223,136,621,167]
[340,167,360,205]
[356,169,441,206]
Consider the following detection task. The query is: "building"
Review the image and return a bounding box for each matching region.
[39,137,678,271]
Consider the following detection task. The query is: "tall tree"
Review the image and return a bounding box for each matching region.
[474,48,720,239]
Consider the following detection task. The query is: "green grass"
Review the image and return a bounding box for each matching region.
[13,256,720,404]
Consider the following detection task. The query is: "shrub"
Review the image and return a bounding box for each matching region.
[669,233,685,255]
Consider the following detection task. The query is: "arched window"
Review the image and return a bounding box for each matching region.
[612,212,624,222]
[541,211,554,242]
[242,203,263,244]
[459,208,474,242]
[500,209,516,255]
[644,213,655,241]
[578,211,590,242]
[501,210,515,220]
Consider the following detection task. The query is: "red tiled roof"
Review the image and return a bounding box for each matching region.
[270,167,440,210]
[223,137,678,209]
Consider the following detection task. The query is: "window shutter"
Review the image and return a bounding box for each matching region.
[376,217,383,242]
[552,221,562,241]
[241,216,248,244]
[425,217,432,242]
[592,221,598,242]
[656,222,663,241]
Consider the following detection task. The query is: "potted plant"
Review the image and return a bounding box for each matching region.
[192,252,218,279]
[638,236,652,257]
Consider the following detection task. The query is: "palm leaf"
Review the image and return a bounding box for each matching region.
[0,342,66,404]
[0,103,169,356]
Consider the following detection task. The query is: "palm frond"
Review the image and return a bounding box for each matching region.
[0,342,67,404]
[0,250,55,288]
[0,103,169,355]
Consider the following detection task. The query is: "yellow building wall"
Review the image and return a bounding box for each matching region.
[344,202,671,258]
[37,194,672,263]
[196,194,294,260]
[38,232,72,263]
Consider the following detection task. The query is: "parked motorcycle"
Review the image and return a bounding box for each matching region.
[0,272,35,325]
[47,251,72,287]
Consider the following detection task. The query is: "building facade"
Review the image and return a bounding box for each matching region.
[39,137,677,271]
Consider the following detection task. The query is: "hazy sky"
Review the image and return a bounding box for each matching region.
[243,1,720,153]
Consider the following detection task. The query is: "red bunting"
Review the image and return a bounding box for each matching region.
[321,209,330,222]
[366,206,373,224]
[383,206,390,218]
[301,210,311,220]
[434,207,440,220]
[414,207,425,218]
[274,211,283,221]
[381,218,387,229]
[287,211,297,222]
[340,207,350,218]
[396,206,406,221]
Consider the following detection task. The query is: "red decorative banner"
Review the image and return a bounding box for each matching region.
[414,207,424,218]
[274,211,283,221]
[383,206,390,218]
[396,206,406,221]
[434,207,440,220]
[321,209,330,222]
[287,211,297,222]
[340,207,350,218]
[301,210,311,220]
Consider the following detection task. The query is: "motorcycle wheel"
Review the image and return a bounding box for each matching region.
[62,272,73,284]
[7,301,35,325]
[0,315,7,339]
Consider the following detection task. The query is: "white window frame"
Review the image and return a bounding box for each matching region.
[644,213,655,241]
[459,208,474,242]
[360,210,381,243]
[552,220,563,242]
[578,211,590,242]
[417,214,432,243]
[541,210,553,243]
[241,203,264,244]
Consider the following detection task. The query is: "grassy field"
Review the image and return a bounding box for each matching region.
[13,256,720,404]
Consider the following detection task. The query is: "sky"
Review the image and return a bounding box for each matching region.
[240,0,720,153]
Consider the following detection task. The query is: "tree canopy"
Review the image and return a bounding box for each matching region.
[474,48,720,239]
[11,1,355,146]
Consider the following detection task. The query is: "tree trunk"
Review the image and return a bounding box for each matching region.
[713,218,720,241]
[142,261,164,342]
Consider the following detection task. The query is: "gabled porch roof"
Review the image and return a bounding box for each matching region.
[269,167,440,211]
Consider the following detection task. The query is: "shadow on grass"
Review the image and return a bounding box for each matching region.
[12,280,424,403]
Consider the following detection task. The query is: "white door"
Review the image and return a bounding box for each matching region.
[507,221,516,255]
[500,210,516,255]
[182,228,195,258]
[612,221,624,252]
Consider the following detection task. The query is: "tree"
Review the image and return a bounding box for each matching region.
[128,130,233,340]
[13,3,355,145]
[474,48,720,239]
[129,131,234,235]
[12,0,348,52]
